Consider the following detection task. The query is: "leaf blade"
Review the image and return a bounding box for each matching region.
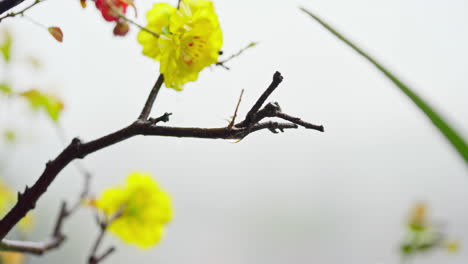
[300,7,468,163]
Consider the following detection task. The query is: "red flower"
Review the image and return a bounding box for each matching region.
[95,0,128,22]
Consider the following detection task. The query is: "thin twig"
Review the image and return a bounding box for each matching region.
[237,71,283,127]
[0,0,46,23]
[138,74,164,120]
[116,13,159,38]
[109,3,159,38]
[228,89,244,129]
[0,71,323,241]
[276,112,324,132]
[88,210,122,264]
[90,247,115,264]
[216,42,257,70]
[0,158,91,254]
[148,112,172,125]
[0,202,66,255]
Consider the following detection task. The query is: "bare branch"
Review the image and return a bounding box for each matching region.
[227,89,244,129]
[88,210,122,264]
[216,42,257,70]
[0,202,66,255]
[276,112,324,132]
[0,163,91,254]
[0,71,323,241]
[0,0,45,23]
[138,74,164,120]
[90,247,115,264]
[148,112,172,125]
[238,71,283,127]
[0,237,64,255]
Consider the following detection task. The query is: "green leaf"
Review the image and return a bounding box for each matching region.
[20,89,64,122]
[400,244,413,255]
[0,31,12,63]
[3,130,16,143]
[300,8,468,163]
[0,83,12,95]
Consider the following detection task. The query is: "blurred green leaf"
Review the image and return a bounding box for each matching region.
[0,83,12,95]
[401,244,413,255]
[409,223,426,232]
[20,89,64,122]
[300,8,468,163]
[0,31,12,63]
[3,130,16,143]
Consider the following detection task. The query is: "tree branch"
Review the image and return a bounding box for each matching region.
[0,202,66,255]
[237,71,283,127]
[138,74,164,120]
[0,71,324,241]
[88,209,122,264]
[0,0,45,22]
[0,164,91,254]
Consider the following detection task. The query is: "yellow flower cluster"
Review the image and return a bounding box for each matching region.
[138,0,223,90]
[96,172,172,248]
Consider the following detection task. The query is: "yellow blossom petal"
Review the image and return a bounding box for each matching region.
[137,0,223,90]
[96,172,172,248]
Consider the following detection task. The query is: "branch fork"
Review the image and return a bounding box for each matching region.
[0,71,324,258]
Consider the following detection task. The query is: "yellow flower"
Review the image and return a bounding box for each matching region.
[96,172,172,248]
[137,0,223,90]
[0,179,15,216]
[445,241,460,253]
[0,179,35,234]
[0,252,25,264]
[18,212,35,233]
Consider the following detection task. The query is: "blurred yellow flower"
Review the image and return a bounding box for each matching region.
[96,172,172,248]
[137,0,223,90]
[0,252,25,264]
[446,241,460,253]
[0,179,15,216]
[0,179,35,234]
[17,212,35,233]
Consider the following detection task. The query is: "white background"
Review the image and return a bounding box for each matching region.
[1,0,467,263]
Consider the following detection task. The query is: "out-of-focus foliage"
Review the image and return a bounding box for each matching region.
[20,89,64,122]
[0,83,12,95]
[300,8,468,163]
[400,202,459,259]
[94,172,172,248]
[0,31,12,63]
[138,0,223,90]
[0,30,64,127]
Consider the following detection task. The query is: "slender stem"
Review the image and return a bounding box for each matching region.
[238,71,283,127]
[0,0,45,23]
[88,229,107,264]
[216,42,257,69]
[88,211,122,264]
[138,74,164,120]
[116,13,159,38]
